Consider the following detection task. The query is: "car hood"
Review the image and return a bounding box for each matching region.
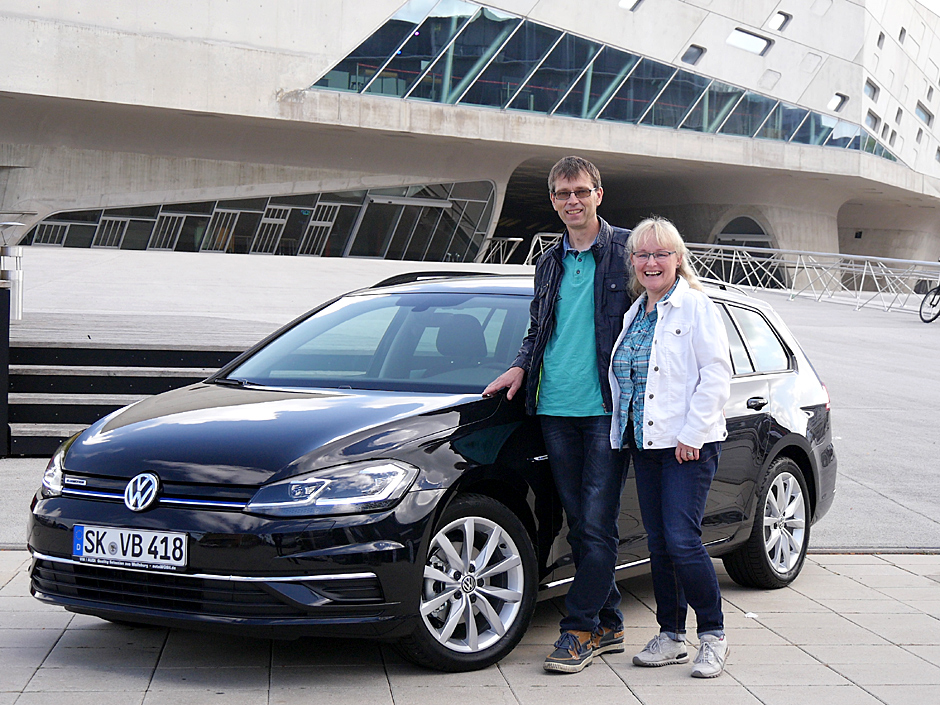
[64,383,491,485]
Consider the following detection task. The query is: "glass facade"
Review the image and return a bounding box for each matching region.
[316,0,898,162]
[23,181,496,262]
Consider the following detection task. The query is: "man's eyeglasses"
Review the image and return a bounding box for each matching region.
[551,188,596,201]
[631,251,676,262]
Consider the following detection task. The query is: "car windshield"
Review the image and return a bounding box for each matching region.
[226,292,531,393]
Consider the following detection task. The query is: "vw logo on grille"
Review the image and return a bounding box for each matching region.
[124,473,160,512]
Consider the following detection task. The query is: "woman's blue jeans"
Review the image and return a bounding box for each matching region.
[541,415,628,634]
[630,441,725,638]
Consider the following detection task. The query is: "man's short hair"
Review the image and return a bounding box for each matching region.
[547,156,602,193]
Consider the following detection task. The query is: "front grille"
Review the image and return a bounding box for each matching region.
[61,472,254,510]
[31,558,383,617]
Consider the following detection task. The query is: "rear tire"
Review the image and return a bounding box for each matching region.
[395,493,537,671]
[722,457,810,589]
[920,286,940,323]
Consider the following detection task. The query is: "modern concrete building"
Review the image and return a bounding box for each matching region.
[2,0,940,264]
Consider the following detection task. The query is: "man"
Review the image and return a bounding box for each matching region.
[483,156,633,673]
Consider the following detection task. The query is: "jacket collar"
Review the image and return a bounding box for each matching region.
[658,275,691,308]
[555,217,611,259]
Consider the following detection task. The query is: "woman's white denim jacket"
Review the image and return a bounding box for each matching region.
[608,276,733,451]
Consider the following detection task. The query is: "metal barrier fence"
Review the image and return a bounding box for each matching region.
[522,232,940,314]
[687,244,940,314]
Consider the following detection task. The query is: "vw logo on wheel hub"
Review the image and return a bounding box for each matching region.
[460,575,477,594]
[124,473,161,512]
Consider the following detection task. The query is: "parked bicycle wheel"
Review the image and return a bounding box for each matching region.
[920,286,940,323]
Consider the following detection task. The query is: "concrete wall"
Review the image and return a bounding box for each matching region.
[2,0,940,261]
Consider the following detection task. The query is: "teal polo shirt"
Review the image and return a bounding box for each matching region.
[536,246,607,417]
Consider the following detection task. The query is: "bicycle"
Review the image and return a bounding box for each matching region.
[920,266,940,323]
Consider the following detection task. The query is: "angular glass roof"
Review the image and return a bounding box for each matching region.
[313,0,899,163]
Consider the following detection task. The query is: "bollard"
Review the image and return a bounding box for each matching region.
[0,246,23,321]
[0,282,9,456]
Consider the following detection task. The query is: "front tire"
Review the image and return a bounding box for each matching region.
[395,493,537,671]
[722,457,810,589]
[920,286,940,323]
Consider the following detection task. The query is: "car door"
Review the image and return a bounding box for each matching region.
[708,301,793,543]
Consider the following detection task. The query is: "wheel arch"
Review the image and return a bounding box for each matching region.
[766,438,817,519]
[431,468,539,549]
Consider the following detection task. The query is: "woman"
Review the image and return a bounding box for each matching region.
[608,217,732,678]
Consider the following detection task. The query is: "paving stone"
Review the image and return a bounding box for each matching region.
[271,636,383,666]
[158,631,270,668]
[269,664,389,689]
[389,685,519,705]
[25,666,155,692]
[865,684,940,705]
[386,662,508,687]
[270,688,393,705]
[748,684,884,705]
[15,692,146,705]
[514,684,643,704]
[724,663,851,687]
[627,684,760,705]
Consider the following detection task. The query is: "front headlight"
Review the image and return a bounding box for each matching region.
[244,460,419,517]
[41,433,81,497]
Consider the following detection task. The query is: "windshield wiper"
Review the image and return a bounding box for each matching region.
[212,377,251,387]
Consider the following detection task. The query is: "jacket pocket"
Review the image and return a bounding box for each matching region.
[603,275,629,313]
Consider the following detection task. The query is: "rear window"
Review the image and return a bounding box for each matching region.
[227,292,530,393]
[723,304,791,373]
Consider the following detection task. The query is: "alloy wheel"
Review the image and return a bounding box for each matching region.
[762,471,807,575]
[420,515,525,653]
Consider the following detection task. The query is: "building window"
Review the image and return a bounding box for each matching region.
[889,130,897,147]
[899,27,907,43]
[935,147,940,162]
[769,12,791,31]
[21,182,498,262]
[916,101,934,126]
[827,93,848,112]
[917,128,924,144]
[681,45,706,65]
[896,108,903,124]
[877,32,885,49]
[726,28,773,56]
[864,80,880,101]
[881,124,890,139]
[865,111,881,131]
[930,86,935,102]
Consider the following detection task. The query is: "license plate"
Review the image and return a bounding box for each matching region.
[73,525,187,571]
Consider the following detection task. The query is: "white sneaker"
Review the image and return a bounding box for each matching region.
[632,633,689,667]
[691,634,729,678]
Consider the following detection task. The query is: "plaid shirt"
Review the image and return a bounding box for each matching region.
[612,281,678,448]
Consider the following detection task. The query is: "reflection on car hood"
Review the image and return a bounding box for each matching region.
[64,383,483,484]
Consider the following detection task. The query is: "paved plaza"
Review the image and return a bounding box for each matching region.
[1,249,940,703]
[2,550,940,704]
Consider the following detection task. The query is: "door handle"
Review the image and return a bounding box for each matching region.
[747,396,768,411]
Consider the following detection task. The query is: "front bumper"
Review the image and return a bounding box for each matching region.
[28,488,445,639]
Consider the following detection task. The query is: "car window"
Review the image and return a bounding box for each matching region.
[227,292,530,393]
[728,305,790,373]
[718,304,754,375]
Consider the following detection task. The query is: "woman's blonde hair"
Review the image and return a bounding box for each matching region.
[627,217,704,296]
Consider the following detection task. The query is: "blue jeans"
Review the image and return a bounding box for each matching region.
[631,441,724,638]
[541,415,628,633]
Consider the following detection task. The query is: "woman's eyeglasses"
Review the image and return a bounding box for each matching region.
[631,251,676,262]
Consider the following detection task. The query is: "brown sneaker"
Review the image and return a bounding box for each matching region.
[592,625,625,655]
[543,630,594,673]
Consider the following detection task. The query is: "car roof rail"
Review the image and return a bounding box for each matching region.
[370,270,502,288]
[701,278,751,296]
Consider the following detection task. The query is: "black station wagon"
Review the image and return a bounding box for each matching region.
[28,272,837,671]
